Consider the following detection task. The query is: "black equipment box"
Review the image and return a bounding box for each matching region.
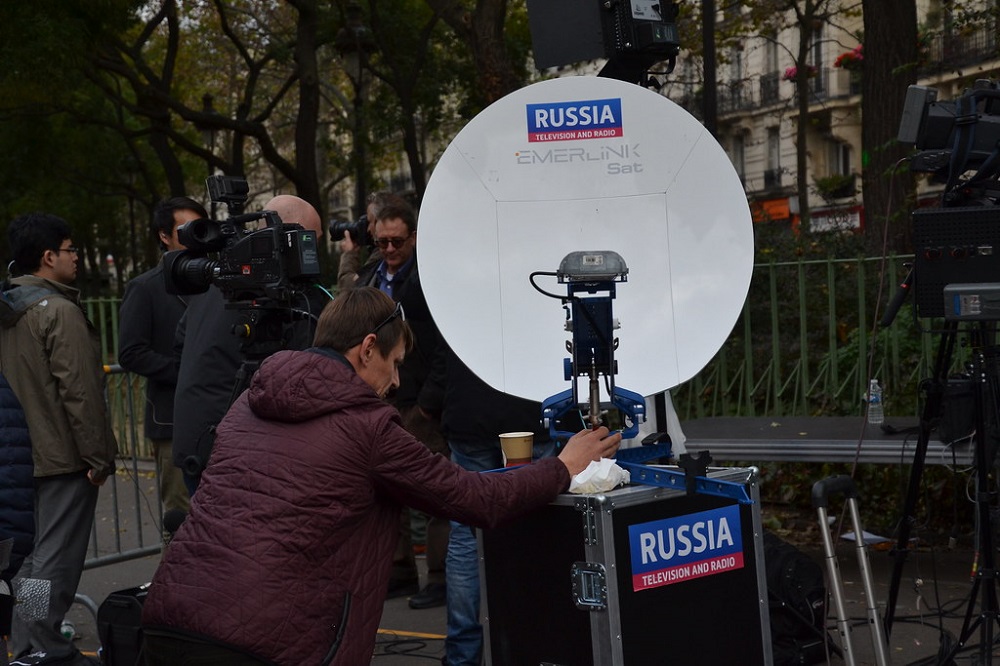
[98,584,148,666]
[913,206,1000,318]
[480,467,771,665]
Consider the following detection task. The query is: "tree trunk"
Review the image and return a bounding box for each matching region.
[292,0,324,219]
[861,0,918,253]
[425,0,521,104]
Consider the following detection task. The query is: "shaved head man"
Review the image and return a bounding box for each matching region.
[264,195,323,238]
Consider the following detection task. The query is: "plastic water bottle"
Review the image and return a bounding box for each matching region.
[867,379,884,426]
[60,619,75,641]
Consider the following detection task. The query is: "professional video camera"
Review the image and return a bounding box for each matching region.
[164,175,321,304]
[898,79,1000,206]
[163,175,324,367]
[329,214,371,247]
[891,80,1000,319]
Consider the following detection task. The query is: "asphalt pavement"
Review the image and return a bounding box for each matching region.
[51,462,1000,665]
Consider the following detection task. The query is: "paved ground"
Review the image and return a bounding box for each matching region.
[46,462,1000,665]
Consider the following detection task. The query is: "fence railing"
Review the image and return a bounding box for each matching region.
[87,254,960,436]
[85,365,164,571]
[668,254,963,421]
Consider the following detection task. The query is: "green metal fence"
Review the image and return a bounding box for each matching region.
[669,254,963,421]
[87,254,967,449]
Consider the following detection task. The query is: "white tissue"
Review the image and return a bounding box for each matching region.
[568,458,631,494]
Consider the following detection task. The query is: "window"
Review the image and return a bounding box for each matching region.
[764,38,779,74]
[810,24,825,94]
[764,127,781,188]
[731,133,746,182]
[767,127,780,173]
[829,141,851,176]
[730,47,743,82]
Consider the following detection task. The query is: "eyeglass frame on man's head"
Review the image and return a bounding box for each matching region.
[374,234,413,250]
[371,301,405,337]
[53,246,80,255]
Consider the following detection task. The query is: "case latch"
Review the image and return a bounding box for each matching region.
[571,561,608,610]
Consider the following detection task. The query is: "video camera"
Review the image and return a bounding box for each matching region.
[898,79,1000,206]
[894,80,1000,319]
[163,175,321,303]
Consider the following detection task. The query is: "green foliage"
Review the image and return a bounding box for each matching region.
[756,460,973,541]
[812,172,856,201]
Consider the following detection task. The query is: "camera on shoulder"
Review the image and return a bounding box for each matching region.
[163,175,321,303]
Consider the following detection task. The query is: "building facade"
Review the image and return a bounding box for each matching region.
[663,0,1000,231]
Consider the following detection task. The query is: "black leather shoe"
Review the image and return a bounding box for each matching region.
[386,578,420,599]
[408,582,446,609]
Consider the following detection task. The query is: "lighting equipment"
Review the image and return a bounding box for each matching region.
[526,0,680,83]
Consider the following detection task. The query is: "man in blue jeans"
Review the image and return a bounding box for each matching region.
[440,350,554,665]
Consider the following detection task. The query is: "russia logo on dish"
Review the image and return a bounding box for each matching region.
[526,98,624,143]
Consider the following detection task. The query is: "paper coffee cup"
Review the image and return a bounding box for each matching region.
[499,432,534,467]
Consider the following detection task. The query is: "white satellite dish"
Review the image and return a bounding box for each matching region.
[418,76,753,403]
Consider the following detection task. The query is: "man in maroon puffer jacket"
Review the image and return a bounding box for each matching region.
[141,286,621,665]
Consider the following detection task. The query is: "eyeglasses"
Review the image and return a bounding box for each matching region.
[374,235,412,250]
[371,302,405,336]
[54,246,79,255]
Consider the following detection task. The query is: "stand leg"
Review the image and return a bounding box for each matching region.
[940,345,1000,665]
[885,322,958,636]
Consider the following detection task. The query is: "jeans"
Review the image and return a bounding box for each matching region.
[444,440,555,666]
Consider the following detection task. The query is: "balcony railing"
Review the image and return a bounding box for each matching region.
[922,28,1000,73]
[719,82,755,114]
[759,72,780,106]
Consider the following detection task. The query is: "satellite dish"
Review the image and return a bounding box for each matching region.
[418,76,753,403]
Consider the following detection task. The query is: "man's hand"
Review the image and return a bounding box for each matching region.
[557,426,622,476]
[88,468,110,486]
[339,230,358,253]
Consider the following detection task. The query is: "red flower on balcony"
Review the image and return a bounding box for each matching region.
[834,44,864,71]
[782,65,817,82]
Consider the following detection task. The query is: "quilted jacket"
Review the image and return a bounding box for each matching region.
[0,371,33,581]
[142,347,570,665]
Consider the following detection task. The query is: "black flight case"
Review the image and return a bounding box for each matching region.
[480,466,772,665]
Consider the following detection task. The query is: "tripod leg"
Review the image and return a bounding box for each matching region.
[970,346,1000,665]
[885,322,958,636]
[938,343,1000,665]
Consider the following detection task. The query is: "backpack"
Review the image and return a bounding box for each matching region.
[763,530,828,666]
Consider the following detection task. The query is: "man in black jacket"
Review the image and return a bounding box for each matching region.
[439,347,554,665]
[355,199,449,609]
[172,195,330,494]
[118,197,207,522]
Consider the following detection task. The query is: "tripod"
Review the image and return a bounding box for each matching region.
[884,320,1000,664]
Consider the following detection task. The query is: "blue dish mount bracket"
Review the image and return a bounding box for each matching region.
[535,251,749,505]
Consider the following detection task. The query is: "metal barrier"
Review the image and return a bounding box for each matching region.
[67,365,164,630]
[85,364,164,571]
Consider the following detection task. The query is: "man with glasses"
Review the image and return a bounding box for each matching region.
[118,197,207,532]
[141,287,622,665]
[355,200,450,609]
[0,213,117,666]
[335,190,404,291]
